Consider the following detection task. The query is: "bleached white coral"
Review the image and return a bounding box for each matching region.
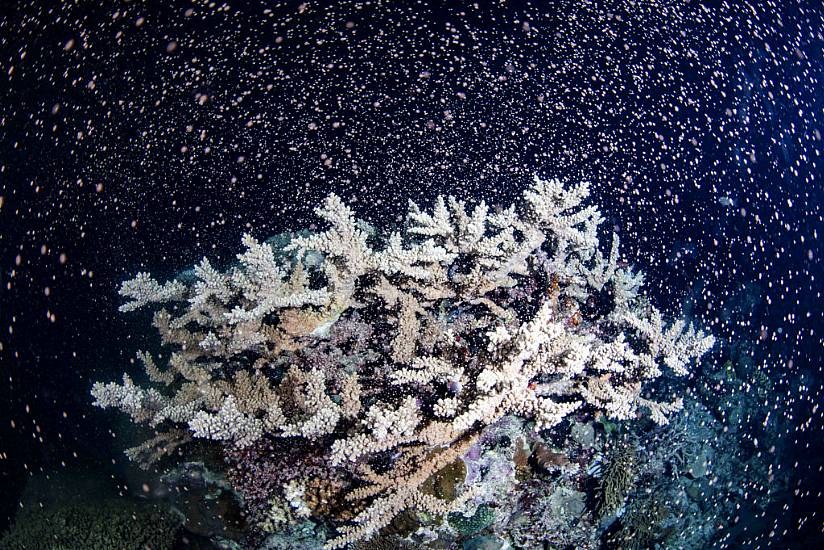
[283,480,312,518]
[589,334,638,374]
[433,397,461,418]
[623,307,715,376]
[638,395,684,426]
[199,331,221,351]
[225,234,330,324]
[524,176,602,257]
[373,232,455,281]
[404,193,545,295]
[93,175,716,549]
[285,193,374,280]
[329,396,421,466]
[91,374,168,423]
[365,396,420,442]
[486,325,513,351]
[279,367,342,439]
[191,257,233,307]
[579,378,643,421]
[188,395,263,448]
[612,267,645,312]
[118,272,186,312]
[577,232,620,291]
[390,356,463,387]
[514,394,583,432]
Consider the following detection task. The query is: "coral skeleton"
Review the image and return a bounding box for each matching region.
[92,176,714,547]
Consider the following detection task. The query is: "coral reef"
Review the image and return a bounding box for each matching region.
[508,476,597,549]
[447,503,496,536]
[595,440,637,518]
[587,391,795,550]
[0,499,180,550]
[91,177,713,547]
[605,496,670,550]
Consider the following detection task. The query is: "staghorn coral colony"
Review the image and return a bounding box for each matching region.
[91,177,714,548]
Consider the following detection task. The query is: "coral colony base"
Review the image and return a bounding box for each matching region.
[91,177,714,548]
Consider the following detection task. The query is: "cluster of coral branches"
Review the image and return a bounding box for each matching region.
[92,177,714,548]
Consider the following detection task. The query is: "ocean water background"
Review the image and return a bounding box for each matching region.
[0,1,822,548]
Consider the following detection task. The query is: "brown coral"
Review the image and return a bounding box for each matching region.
[531,442,573,473]
[596,440,637,517]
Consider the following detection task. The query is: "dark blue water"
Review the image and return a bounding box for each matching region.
[1,1,821,548]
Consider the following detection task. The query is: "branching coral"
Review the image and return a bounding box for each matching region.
[92,176,714,547]
[595,440,637,518]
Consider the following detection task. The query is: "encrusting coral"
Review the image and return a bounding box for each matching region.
[91,176,714,548]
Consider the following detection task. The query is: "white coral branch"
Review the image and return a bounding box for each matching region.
[188,395,263,448]
[119,272,186,312]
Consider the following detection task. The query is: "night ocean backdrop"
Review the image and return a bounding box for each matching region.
[0,1,822,549]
